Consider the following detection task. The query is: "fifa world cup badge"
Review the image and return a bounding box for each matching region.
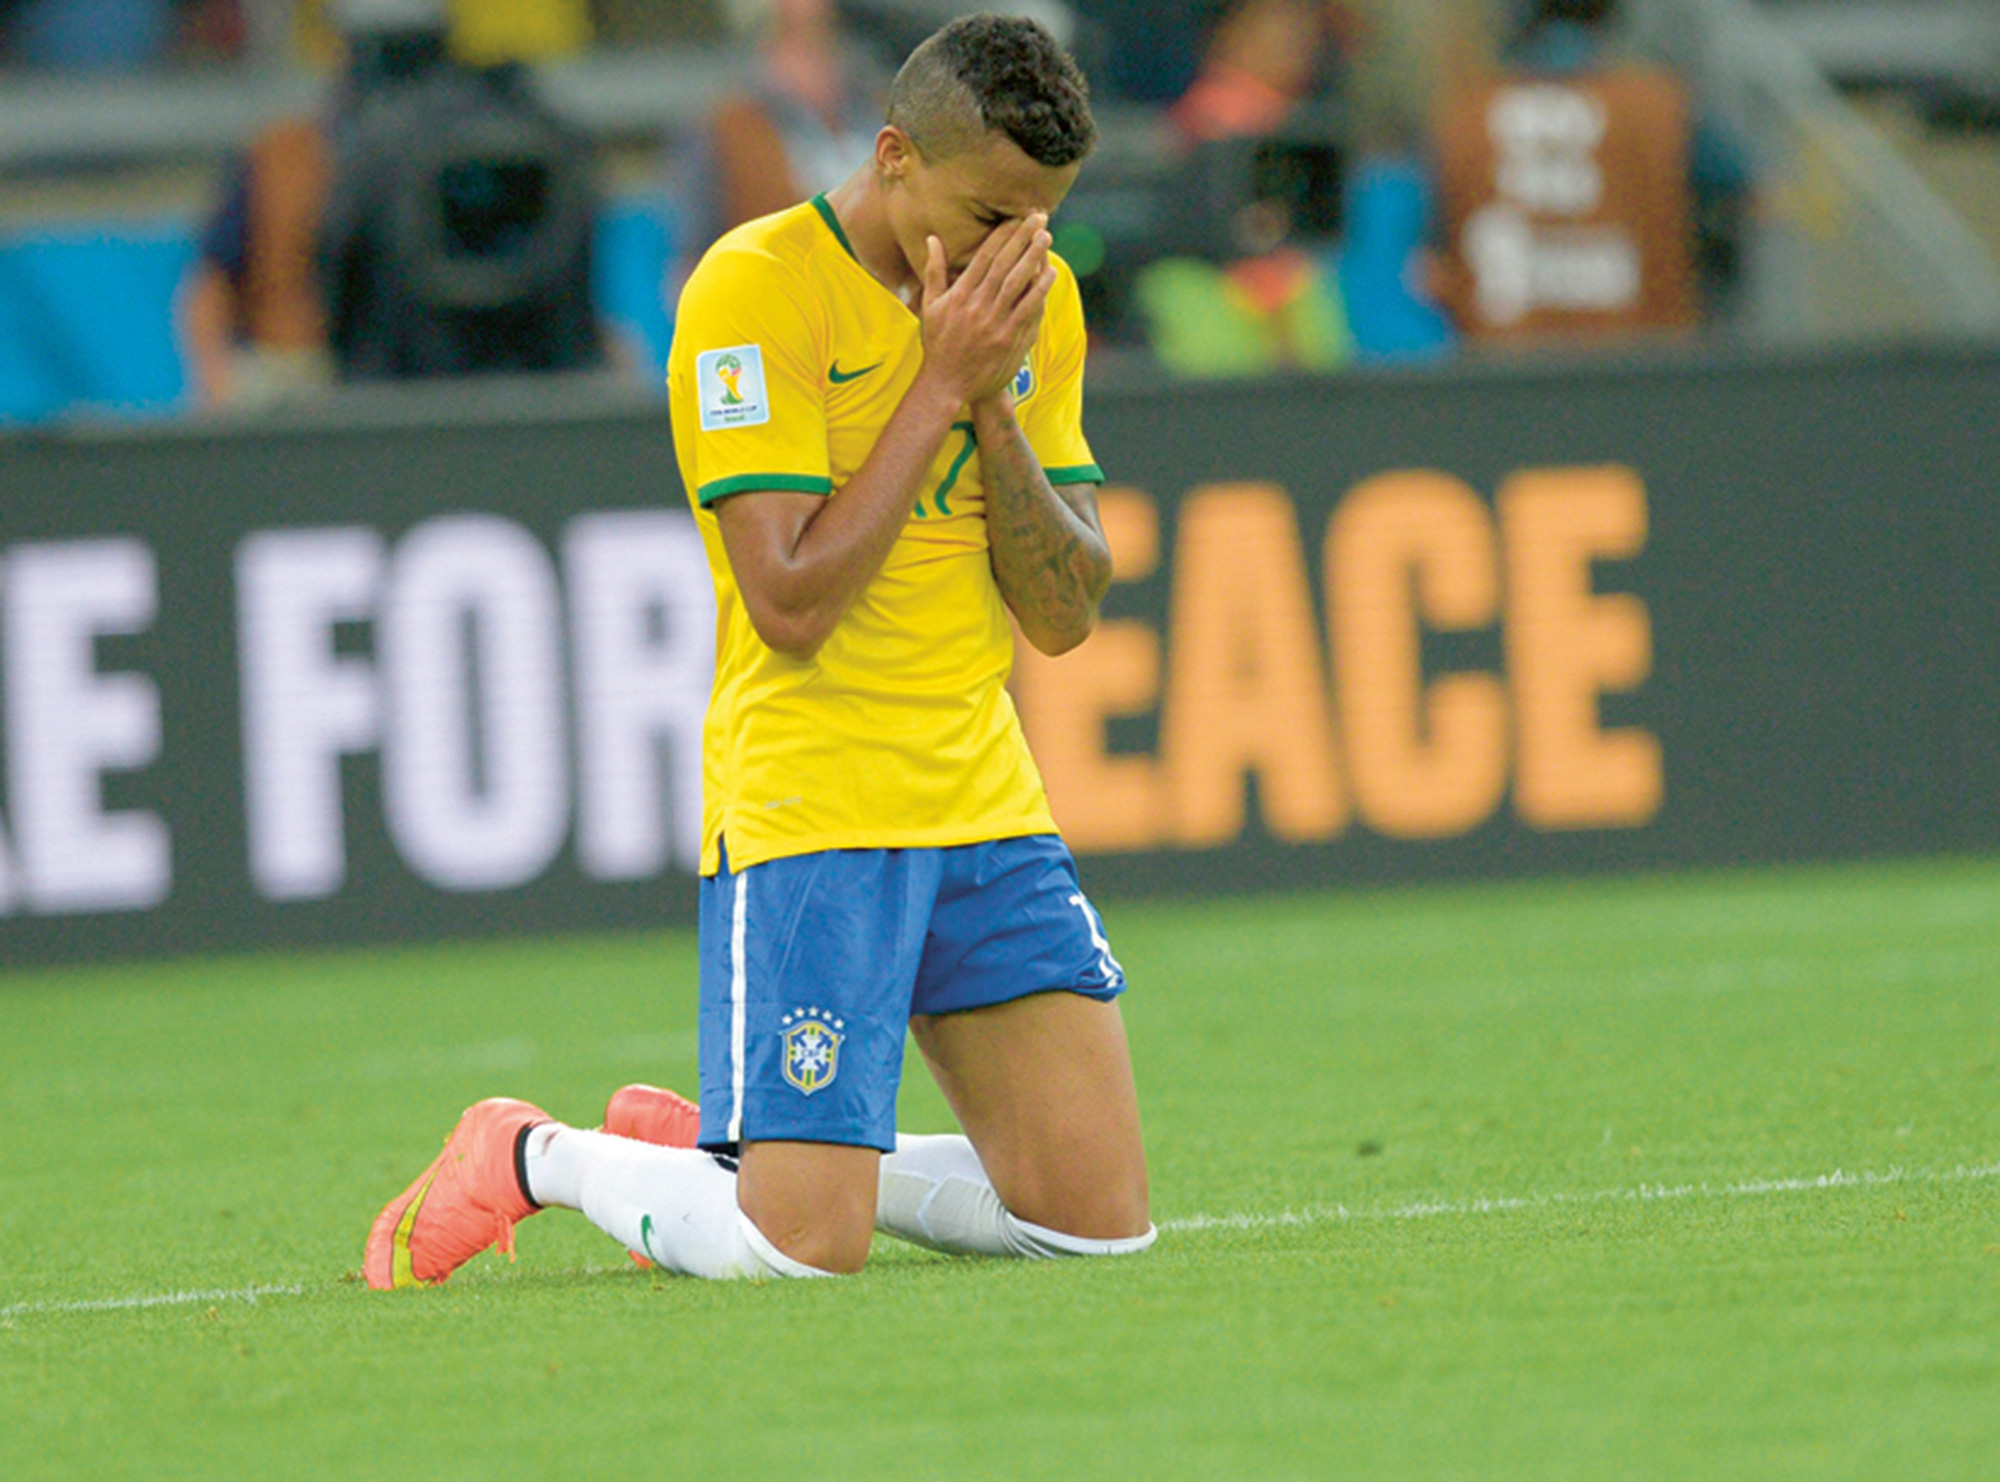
[780,1007,845,1095]
[697,344,771,431]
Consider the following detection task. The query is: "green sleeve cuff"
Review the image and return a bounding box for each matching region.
[1044,463,1105,486]
[697,473,835,507]
[1048,462,1112,486]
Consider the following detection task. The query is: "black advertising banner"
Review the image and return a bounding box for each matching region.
[1,397,711,963]
[1030,344,2000,895]
[2,345,1996,965]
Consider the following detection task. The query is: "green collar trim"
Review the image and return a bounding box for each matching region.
[811,194,859,263]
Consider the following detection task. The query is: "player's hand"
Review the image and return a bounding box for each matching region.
[917,213,1056,407]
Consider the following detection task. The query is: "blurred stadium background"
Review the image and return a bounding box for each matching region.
[3,0,1997,958]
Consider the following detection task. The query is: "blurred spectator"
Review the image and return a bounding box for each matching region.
[178,0,605,403]
[179,109,337,408]
[1430,0,1750,342]
[178,1,444,407]
[1332,152,1456,361]
[316,5,604,380]
[1137,0,1352,376]
[1311,0,1456,361]
[677,0,887,260]
[1169,0,1333,144]
[178,0,407,409]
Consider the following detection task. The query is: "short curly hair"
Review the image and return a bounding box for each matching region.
[887,14,1096,168]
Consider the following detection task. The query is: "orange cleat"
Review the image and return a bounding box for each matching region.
[602,1083,702,1149]
[364,1097,549,1290]
[601,1084,703,1270]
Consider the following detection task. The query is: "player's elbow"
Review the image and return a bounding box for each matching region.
[1012,558,1109,656]
[1028,624,1090,658]
[1021,604,1099,658]
[748,603,835,663]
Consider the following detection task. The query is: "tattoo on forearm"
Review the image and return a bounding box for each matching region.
[979,411,1110,645]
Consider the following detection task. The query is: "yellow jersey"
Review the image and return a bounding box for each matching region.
[668,196,1103,876]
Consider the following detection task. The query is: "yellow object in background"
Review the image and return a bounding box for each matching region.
[449,0,593,65]
[292,0,342,69]
[292,0,594,68]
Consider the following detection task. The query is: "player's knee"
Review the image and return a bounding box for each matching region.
[738,1182,876,1274]
[1067,1178,1151,1244]
[1004,1156,1150,1243]
[737,1141,879,1273]
[757,1212,872,1274]
[1001,1201,1156,1259]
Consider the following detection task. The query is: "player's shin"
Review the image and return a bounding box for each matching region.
[877,1132,1157,1258]
[522,1125,830,1279]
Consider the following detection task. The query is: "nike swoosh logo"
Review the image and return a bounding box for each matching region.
[829,361,883,384]
[639,1213,658,1264]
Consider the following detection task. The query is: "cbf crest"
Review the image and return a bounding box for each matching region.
[780,1007,845,1095]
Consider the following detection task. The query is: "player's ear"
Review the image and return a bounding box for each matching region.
[876,126,917,184]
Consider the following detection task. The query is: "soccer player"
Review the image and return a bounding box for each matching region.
[364,13,1153,1286]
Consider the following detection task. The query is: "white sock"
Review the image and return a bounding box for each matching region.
[876,1133,1158,1259]
[522,1125,829,1280]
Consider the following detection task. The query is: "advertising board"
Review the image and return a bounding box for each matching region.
[2,346,1995,964]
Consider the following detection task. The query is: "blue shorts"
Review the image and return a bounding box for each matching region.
[696,834,1125,1154]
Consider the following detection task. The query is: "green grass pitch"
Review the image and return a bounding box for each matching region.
[2,856,1996,1480]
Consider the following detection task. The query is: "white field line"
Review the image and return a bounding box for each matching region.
[4,1162,1994,1320]
[1158,1160,2000,1235]
[1,1283,306,1320]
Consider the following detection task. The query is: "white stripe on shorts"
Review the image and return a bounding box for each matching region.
[728,864,750,1143]
[1069,891,1124,985]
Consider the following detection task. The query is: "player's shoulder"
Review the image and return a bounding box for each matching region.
[1049,248,1083,301]
[681,202,829,313]
[1040,248,1088,343]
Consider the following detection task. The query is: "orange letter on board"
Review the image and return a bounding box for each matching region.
[1328,471,1509,838]
[1161,483,1346,846]
[1501,466,1663,829]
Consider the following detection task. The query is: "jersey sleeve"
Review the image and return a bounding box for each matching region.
[1017,255,1102,487]
[671,245,832,507]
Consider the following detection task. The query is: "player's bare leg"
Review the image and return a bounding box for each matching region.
[910,992,1149,1240]
[736,1141,881,1274]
